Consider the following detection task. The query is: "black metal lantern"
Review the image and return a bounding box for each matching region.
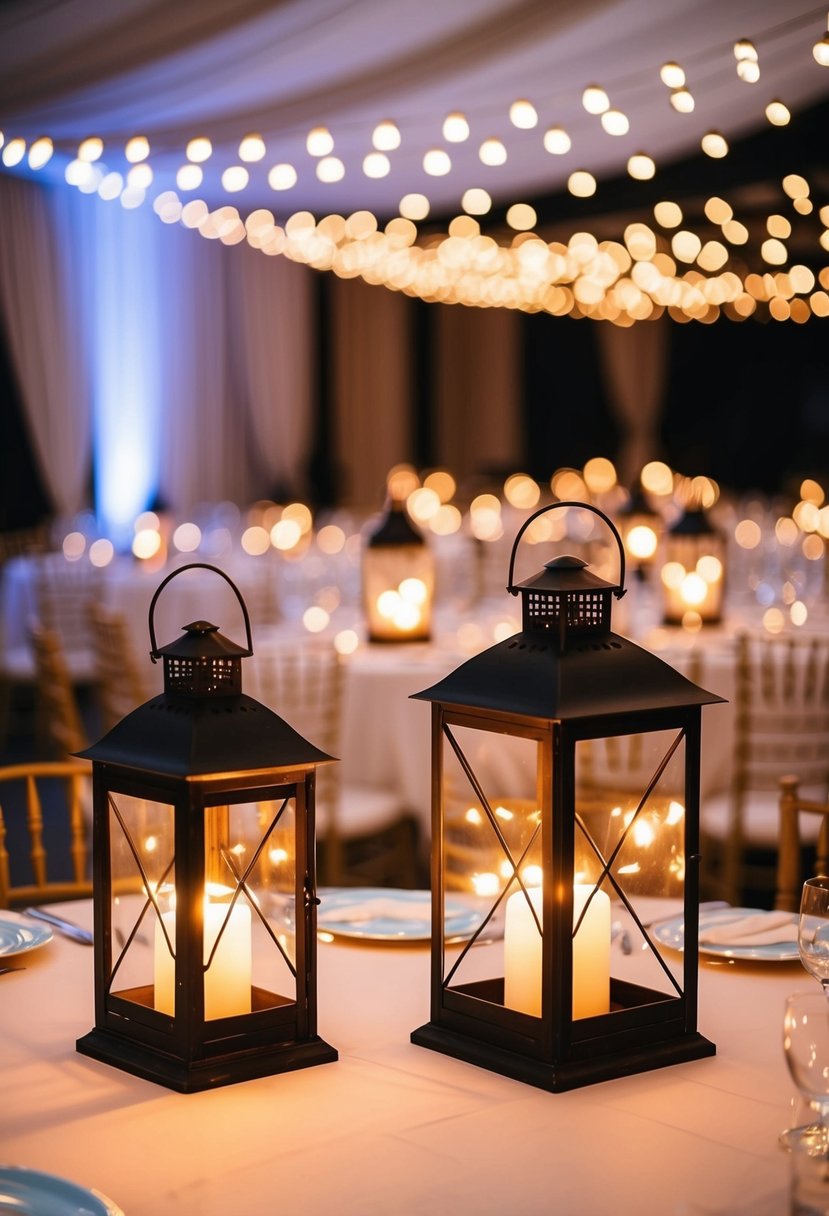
[660,504,726,626]
[617,484,662,572]
[410,502,724,1091]
[362,493,435,643]
[75,563,337,1092]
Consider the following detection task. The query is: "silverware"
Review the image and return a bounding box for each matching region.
[0,965,26,975]
[23,907,94,945]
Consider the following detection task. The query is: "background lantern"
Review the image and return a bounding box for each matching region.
[660,503,726,627]
[361,478,435,643]
[410,502,723,1091]
[75,563,337,1092]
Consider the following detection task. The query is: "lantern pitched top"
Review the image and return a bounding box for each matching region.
[506,503,626,649]
[77,562,335,778]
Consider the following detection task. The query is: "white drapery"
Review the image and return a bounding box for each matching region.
[596,317,670,486]
[0,175,91,519]
[0,175,317,534]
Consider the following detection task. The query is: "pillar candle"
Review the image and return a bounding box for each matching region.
[504,883,610,1018]
[154,899,252,1020]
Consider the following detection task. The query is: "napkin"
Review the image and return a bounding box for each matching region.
[699,909,798,945]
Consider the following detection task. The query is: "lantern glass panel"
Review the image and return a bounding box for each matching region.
[440,722,544,1008]
[362,544,434,642]
[106,792,299,1021]
[575,728,686,900]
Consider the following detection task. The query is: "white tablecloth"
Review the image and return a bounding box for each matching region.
[0,898,805,1215]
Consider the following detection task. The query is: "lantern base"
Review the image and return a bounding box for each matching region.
[76,1028,338,1093]
[410,1021,715,1092]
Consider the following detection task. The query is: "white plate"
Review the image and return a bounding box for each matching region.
[652,905,800,962]
[0,1166,124,1216]
[0,910,52,957]
[317,887,480,942]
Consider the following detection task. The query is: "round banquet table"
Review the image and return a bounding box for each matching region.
[0,896,808,1216]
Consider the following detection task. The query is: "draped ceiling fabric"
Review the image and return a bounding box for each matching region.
[0,1,828,527]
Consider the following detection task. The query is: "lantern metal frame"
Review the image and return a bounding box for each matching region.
[410,502,723,1091]
[76,563,337,1092]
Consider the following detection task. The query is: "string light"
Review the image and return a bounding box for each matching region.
[2,22,825,326]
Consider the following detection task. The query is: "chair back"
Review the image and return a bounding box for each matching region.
[705,629,829,905]
[252,641,418,886]
[89,602,151,732]
[0,759,92,908]
[734,630,829,796]
[775,774,829,913]
[30,625,87,758]
[32,554,101,683]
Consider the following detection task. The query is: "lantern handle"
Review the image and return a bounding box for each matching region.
[148,562,254,661]
[506,501,627,599]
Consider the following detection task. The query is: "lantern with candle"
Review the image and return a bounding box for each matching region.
[660,503,726,627]
[410,502,723,1091]
[361,471,435,643]
[75,563,337,1092]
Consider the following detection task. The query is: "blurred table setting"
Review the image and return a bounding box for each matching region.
[0,892,815,1216]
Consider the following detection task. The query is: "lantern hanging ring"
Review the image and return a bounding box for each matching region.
[506,501,627,600]
[147,562,254,661]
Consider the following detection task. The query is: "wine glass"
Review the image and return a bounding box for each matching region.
[781,989,829,1152]
[799,877,829,999]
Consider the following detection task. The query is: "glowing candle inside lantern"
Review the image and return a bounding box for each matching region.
[154,892,252,1020]
[504,883,610,1018]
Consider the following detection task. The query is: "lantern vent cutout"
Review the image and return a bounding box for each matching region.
[75,563,337,1092]
[410,502,723,1091]
[660,504,726,627]
[362,491,434,643]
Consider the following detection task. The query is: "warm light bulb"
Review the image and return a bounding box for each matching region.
[478,138,506,166]
[582,85,609,114]
[423,148,451,175]
[307,126,334,156]
[125,136,149,163]
[187,137,212,163]
[669,88,695,113]
[239,133,266,162]
[442,112,469,142]
[659,62,685,88]
[814,33,829,65]
[509,99,538,129]
[601,109,629,136]
[372,120,401,151]
[543,126,571,155]
[701,131,728,158]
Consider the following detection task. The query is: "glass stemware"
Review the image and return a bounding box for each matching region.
[781,989,829,1152]
[799,877,829,1000]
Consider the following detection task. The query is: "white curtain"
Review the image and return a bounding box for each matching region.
[330,275,413,509]
[0,176,319,533]
[228,244,315,502]
[0,174,91,519]
[434,303,522,485]
[596,316,670,486]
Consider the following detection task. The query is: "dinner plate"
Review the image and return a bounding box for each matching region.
[652,905,800,962]
[0,910,52,957]
[317,887,480,942]
[0,1166,124,1215]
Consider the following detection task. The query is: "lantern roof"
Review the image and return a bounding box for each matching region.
[78,693,333,779]
[366,498,425,548]
[412,630,724,721]
[513,554,619,596]
[154,619,250,661]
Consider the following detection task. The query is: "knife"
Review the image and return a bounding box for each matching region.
[23,907,94,945]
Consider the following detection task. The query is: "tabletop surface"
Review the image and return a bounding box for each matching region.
[0,896,809,1216]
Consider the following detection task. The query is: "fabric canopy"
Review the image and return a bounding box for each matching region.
[1,0,827,221]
